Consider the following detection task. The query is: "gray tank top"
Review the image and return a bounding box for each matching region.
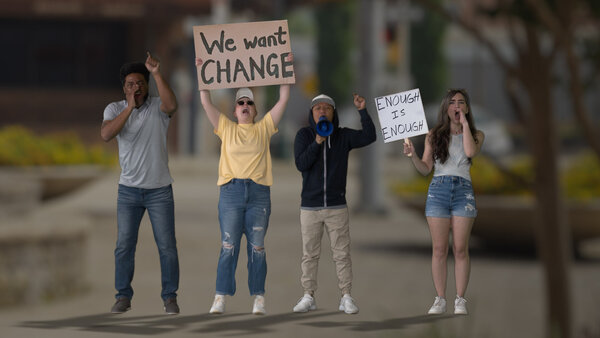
[433,134,471,181]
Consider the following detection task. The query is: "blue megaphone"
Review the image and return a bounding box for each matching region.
[316,116,333,137]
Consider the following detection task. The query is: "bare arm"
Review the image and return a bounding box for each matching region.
[269,53,293,127]
[100,87,136,142]
[101,109,132,142]
[269,84,290,127]
[199,89,220,130]
[195,58,222,130]
[404,133,435,176]
[460,112,485,157]
[146,52,177,116]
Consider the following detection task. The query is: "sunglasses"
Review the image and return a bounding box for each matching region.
[237,100,254,106]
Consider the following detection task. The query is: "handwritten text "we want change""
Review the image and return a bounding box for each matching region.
[198,25,293,86]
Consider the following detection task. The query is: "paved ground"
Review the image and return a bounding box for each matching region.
[1,155,599,338]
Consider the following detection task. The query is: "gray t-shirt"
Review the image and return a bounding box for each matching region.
[103,96,173,189]
[433,134,471,181]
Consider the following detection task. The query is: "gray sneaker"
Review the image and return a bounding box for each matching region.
[111,297,131,314]
[164,298,180,315]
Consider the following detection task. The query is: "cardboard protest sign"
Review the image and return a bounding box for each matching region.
[374,88,429,143]
[193,20,295,90]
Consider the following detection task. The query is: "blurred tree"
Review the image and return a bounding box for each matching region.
[410,0,448,103]
[413,1,600,337]
[315,1,355,102]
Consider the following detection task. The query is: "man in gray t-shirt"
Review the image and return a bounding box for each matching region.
[101,52,180,315]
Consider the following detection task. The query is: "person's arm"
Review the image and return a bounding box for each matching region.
[195,58,221,130]
[269,53,293,127]
[269,84,290,127]
[101,108,131,142]
[460,111,485,157]
[294,128,321,172]
[199,89,221,130]
[404,132,435,176]
[347,93,377,148]
[100,89,137,142]
[146,52,177,116]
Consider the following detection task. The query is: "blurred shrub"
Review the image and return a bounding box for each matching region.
[392,152,600,201]
[0,125,115,166]
[562,152,600,201]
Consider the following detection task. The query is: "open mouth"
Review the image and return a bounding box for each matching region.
[242,108,249,114]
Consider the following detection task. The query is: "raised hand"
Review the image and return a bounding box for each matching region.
[285,52,294,63]
[353,93,366,110]
[459,110,468,125]
[195,57,203,67]
[403,138,414,158]
[125,84,137,108]
[145,52,160,74]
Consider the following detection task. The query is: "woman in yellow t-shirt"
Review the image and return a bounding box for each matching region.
[196,55,292,316]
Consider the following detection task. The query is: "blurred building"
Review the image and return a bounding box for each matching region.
[0,0,321,157]
[0,0,211,151]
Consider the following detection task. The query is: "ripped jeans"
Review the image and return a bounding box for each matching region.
[425,175,477,218]
[216,179,271,296]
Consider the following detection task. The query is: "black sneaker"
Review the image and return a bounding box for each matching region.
[111,297,131,314]
[164,298,180,315]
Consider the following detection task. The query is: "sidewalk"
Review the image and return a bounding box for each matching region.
[0,156,599,338]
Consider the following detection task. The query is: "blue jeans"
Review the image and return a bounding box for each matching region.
[115,184,179,301]
[425,176,477,218]
[216,179,271,296]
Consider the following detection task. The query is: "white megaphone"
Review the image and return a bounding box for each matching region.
[316,116,333,137]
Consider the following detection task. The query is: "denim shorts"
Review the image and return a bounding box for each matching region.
[425,176,477,218]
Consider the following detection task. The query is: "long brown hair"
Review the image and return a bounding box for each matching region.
[430,89,479,164]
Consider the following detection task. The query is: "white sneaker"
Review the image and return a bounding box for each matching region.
[252,295,266,315]
[209,295,225,314]
[454,296,468,315]
[293,294,316,313]
[427,296,446,314]
[338,294,359,314]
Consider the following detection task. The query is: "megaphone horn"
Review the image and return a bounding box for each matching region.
[316,116,333,137]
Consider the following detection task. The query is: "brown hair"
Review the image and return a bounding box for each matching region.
[429,89,479,164]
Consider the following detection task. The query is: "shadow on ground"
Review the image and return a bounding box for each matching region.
[18,311,451,336]
[300,314,452,332]
[19,313,241,336]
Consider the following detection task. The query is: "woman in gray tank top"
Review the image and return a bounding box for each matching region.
[403,89,485,316]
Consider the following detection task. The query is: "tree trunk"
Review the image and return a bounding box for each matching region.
[520,28,572,338]
[529,88,572,338]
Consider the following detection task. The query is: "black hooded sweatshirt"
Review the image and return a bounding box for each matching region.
[294,107,377,208]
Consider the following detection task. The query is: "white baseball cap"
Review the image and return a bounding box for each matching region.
[311,94,335,109]
[235,87,254,101]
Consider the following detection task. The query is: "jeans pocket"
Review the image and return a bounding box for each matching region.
[430,176,442,187]
[157,185,174,199]
[220,181,235,193]
[460,179,473,188]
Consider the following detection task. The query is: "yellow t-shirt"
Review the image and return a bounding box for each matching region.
[215,112,278,186]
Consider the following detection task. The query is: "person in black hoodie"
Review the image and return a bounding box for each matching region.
[292,93,376,314]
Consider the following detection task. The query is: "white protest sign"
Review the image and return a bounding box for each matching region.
[193,20,295,90]
[374,88,429,143]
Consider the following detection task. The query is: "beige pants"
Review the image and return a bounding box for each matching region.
[300,207,352,295]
